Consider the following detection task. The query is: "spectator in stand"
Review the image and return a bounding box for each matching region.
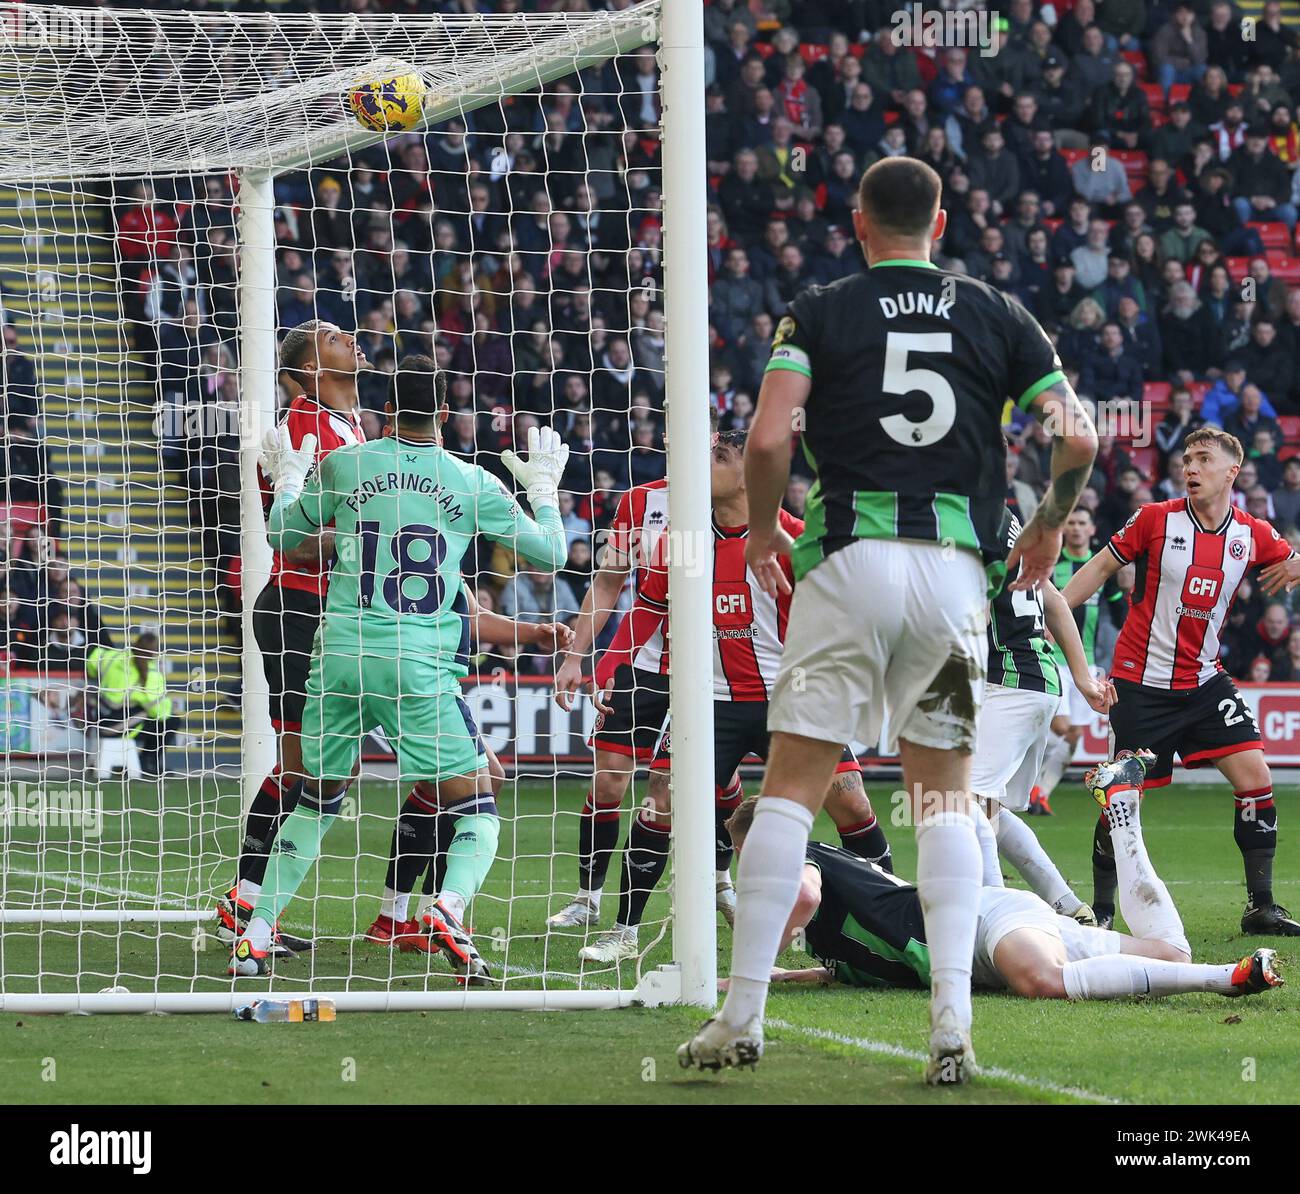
[1202,361,1270,423]
[1272,630,1300,683]
[1211,98,1249,161]
[1071,218,1115,290]
[1230,124,1298,232]
[1136,157,1191,235]
[561,539,593,611]
[1149,102,1202,170]
[966,124,1022,216]
[1195,165,1266,258]
[500,566,580,674]
[1090,59,1149,150]
[1073,24,1119,95]
[1151,3,1209,97]
[1155,385,1205,457]
[1032,54,1087,142]
[1060,296,1107,368]
[1037,257,1087,329]
[1248,256,1291,322]
[1116,293,1162,375]
[1250,426,1284,491]
[709,246,764,346]
[1207,1,1252,81]
[1242,318,1295,410]
[1223,384,1283,453]
[784,475,809,519]
[1099,464,1148,539]
[1245,602,1293,677]
[1160,281,1223,382]
[1156,455,1189,501]
[1,324,37,422]
[861,26,923,108]
[1245,484,1276,523]
[1160,200,1212,264]
[1005,445,1039,526]
[1,416,62,540]
[1253,1,1300,73]
[1272,457,1300,527]
[839,83,887,158]
[775,53,823,142]
[1071,136,1132,217]
[717,148,774,243]
[929,48,977,119]
[1080,321,1145,401]
[627,421,665,486]
[1052,195,1095,259]
[1093,253,1147,317]
[946,85,993,163]
[1020,126,1074,217]
[1269,103,1300,168]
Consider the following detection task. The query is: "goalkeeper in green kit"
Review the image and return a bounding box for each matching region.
[229,355,567,981]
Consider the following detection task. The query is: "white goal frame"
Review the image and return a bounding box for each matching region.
[0,0,716,1014]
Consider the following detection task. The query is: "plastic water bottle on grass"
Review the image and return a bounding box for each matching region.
[233,998,336,1023]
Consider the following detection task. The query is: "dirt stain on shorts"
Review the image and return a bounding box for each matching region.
[915,650,981,750]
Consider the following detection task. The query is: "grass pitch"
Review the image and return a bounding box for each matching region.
[1,777,1296,1105]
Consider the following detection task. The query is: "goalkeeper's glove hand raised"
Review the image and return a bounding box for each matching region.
[500,425,569,509]
[259,426,317,500]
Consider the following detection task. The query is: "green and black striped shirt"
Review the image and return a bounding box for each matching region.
[986,509,1061,695]
[766,260,1064,583]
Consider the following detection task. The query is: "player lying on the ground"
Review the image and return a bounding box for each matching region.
[228,355,567,982]
[1062,426,1300,936]
[973,504,1116,926]
[365,597,575,952]
[711,751,1281,1008]
[575,430,892,965]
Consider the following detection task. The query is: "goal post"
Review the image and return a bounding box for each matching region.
[0,0,716,1013]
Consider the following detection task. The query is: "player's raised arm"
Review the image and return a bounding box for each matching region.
[464,584,574,655]
[745,367,809,596]
[262,428,337,553]
[1042,581,1116,713]
[1008,381,1098,589]
[1060,548,1125,609]
[482,425,569,572]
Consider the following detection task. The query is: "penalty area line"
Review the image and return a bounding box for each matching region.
[766,1018,1124,1105]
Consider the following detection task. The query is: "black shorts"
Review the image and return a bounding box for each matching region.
[252,582,322,732]
[1109,672,1262,789]
[589,663,671,761]
[651,700,861,786]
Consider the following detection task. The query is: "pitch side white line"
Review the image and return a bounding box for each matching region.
[766,1018,1125,1105]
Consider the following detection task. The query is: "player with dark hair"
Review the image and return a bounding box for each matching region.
[717,754,1282,1004]
[215,319,367,956]
[682,155,1098,1082]
[1063,426,1300,936]
[231,349,569,980]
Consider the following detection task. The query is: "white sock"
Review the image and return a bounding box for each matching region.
[235,879,261,904]
[1036,732,1073,796]
[971,804,1004,888]
[244,914,274,952]
[716,869,734,887]
[438,891,466,922]
[993,808,1079,911]
[414,893,436,922]
[577,887,602,908]
[1062,954,1238,999]
[379,885,399,921]
[915,809,982,1034]
[1109,796,1190,957]
[721,797,815,1028]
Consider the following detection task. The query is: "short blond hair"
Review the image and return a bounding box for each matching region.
[1184,426,1244,465]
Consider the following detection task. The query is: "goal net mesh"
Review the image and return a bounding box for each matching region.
[0,0,684,1007]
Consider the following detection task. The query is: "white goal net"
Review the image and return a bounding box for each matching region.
[0,0,716,1013]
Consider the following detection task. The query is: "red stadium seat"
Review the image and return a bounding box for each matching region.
[1129,446,1158,480]
[1168,84,1191,105]
[1186,381,1212,406]
[1250,221,1291,251]
[753,41,774,58]
[1143,381,1172,406]
[1140,83,1165,114]
[1278,416,1300,443]
[883,109,899,125]
[1280,445,1300,461]
[1228,83,1243,96]
[1226,255,1252,279]
[1061,147,1088,166]
[1268,256,1300,284]
[1112,149,1149,190]
[1151,112,1169,128]
[1121,50,1149,80]
[798,43,829,64]
[1042,217,1062,232]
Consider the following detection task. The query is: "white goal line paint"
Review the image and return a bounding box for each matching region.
[766,1018,1125,1105]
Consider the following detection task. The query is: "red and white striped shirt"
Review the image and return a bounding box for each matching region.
[638,511,801,701]
[1107,497,1294,690]
[593,480,672,686]
[259,395,364,597]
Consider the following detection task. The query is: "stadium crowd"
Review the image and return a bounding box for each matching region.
[12,0,1300,684]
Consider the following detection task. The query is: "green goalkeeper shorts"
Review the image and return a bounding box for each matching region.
[300,649,487,783]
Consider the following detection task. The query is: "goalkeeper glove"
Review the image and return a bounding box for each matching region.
[500,425,569,510]
[259,426,317,500]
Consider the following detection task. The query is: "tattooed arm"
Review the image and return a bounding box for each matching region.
[1008,381,1098,590]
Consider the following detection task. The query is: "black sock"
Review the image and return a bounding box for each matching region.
[424,813,458,898]
[1234,789,1277,907]
[578,789,622,892]
[385,791,439,915]
[838,816,893,871]
[715,781,743,873]
[616,814,671,929]
[1092,813,1117,920]
[238,773,301,886]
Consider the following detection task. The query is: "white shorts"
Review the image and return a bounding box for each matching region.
[768,539,987,754]
[971,886,1125,989]
[970,684,1059,811]
[1056,665,1102,726]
